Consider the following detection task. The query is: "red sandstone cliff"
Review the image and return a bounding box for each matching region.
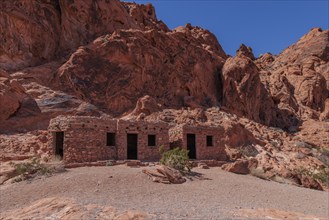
[0,0,328,190]
[1,0,327,127]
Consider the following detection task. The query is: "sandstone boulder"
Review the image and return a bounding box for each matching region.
[0,75,39,121]
[222,159,257,174]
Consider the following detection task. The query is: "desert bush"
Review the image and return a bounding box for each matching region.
[295,167,329,188]
[11,157,65,182]
[14,157,49,176]
[312,168,329,188]
[160,147,192,172]
[106,160,114,166]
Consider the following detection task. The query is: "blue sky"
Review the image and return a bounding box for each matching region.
[124,0,329,57]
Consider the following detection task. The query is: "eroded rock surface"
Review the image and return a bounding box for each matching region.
[55,26,226,115]
[0,0,166,71]
[0,0,328,191]
[257,28,329,125]
[0,70,40,121]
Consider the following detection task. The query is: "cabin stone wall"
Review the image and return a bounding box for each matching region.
[117,120,170,161]
[48,116,170,163]
[48,116,227,163]
[182,125,227,160]
[48,116,117,163]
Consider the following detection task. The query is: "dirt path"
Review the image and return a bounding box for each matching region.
[1,166,328,219]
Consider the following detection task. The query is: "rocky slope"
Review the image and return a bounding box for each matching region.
[55,26,226,115]
[0,0,328,190]
[224,28,328,129]
[0,0,155,70]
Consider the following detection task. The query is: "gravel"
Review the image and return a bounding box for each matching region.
[1,166,328,219]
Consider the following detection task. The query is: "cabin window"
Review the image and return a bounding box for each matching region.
[206,135,213,147]
[148,135,156,146]
[107,133,116,146]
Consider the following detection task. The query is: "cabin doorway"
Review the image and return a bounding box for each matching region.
[187,134,196,159]
[127,134,138,159]
[54,132,64,158]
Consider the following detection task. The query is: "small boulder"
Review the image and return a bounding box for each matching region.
[198,163,209,169]
[299,175,323,190]
[222,159,250,174]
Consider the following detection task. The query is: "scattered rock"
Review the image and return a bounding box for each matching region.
[222,159,251,175]
[198,163,209,169]
[299,175,323,191]
[143,165,186,184]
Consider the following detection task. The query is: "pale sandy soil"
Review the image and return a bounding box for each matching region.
[0,165,328,219]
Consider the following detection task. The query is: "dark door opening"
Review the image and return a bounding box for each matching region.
[54,132,64,158]
[127,134,138,159]
[187,134,196,159]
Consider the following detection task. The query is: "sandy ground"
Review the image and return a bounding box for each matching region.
[0,165,328,219]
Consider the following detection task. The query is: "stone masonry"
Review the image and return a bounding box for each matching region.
[181,124,227,160]
[48,116,117,163]
[48,116,227,163]
[117,120,169,161]
[48,116,170,163]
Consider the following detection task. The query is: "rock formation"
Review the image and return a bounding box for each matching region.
[0,69,40,121]
[0,0,166,71]
[0,0,328,190]
[55,25,226,115]
[257,28,328,126]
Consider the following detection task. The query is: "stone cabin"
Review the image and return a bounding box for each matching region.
[170,124,227,161]
[48,116,169,163]
[48,116,227,163]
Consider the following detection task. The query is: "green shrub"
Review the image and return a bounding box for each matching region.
[106,160,114,166]
[11,157,64,182]
[313,168,329,188]
[14,157,49,176]
[295,167,329,188]
[160,147,192,172]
